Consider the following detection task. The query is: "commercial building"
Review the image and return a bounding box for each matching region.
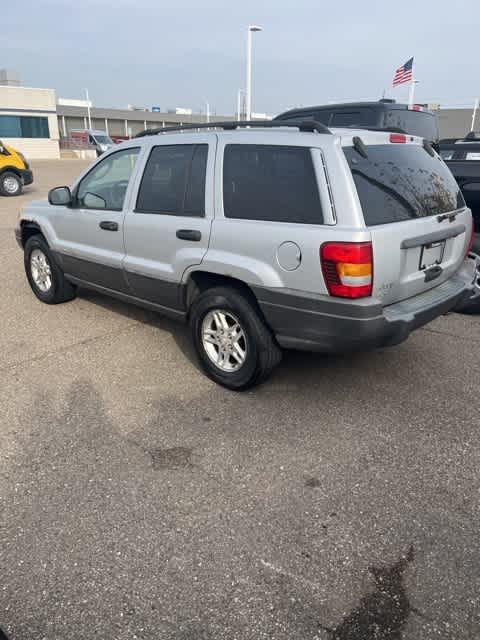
[56,103,222,140]
[1,69,478,158]
[0,84,61,159]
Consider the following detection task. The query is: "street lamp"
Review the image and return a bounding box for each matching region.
[245,25,263,121]
[85,88,92,129]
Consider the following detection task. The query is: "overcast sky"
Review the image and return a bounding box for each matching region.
[3,0,480,115]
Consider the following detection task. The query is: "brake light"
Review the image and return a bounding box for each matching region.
[390,133,407,143]
[320,242,373,298]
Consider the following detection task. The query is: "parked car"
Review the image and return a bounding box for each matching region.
[275,100,440,146]
[110,135,130,144]
[0,140,33,196]
[16,121,476,389]
[439,138,480,250]
[70,129,115,156]
[439,136,480,311]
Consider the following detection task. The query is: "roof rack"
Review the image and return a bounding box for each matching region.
[135,119,332,138]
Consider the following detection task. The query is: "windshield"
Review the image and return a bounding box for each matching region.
[93,135,113,145]
[344,144,464,226]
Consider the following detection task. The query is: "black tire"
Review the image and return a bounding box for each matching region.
[471,233,480,256]
[455,240,480,314]
[189,286,282,390]
[24,235,77,304]
[0,171,22,196]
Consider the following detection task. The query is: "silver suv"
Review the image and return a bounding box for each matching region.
[16,121,477,389]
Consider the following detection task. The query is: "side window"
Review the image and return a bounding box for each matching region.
[329,108,376,127]
[76,147,140,211]
[223,144,323,224]
[135,144,207,217]
[281,111,314,122]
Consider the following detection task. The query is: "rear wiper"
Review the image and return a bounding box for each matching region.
[352,136,368,158]
[423,139,435,157]
[437,211,459,223]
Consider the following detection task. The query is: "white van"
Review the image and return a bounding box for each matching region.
[70,129,114,156]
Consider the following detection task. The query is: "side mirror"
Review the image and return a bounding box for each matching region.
[83,192,106,209]
[48,186,72,206]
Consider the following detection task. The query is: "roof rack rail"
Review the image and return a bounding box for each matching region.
[135,119,332,138]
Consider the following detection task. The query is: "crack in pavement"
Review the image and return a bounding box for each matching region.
[420,326,480,341]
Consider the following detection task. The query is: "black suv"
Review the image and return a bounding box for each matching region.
[439,136,480,254]
[275,100,440,145]
[439,134,480,312]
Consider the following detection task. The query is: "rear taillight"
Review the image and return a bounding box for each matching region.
[320,242,373,298]
[389,133,407,143]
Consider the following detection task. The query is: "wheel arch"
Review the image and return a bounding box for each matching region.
[0,166,23,179]
[183,270,264,318]
[20,220,46,247]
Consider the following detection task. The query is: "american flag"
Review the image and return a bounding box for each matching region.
[393,57,414,87]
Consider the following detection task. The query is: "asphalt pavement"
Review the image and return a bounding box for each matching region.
[1,160,479,640]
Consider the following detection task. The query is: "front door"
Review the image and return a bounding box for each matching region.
[53,146,141,291]
[123,136,215,312]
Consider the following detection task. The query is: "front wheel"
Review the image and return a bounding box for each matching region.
[0,171,22,196]
[24,235,77,304]
[189,286,282,391]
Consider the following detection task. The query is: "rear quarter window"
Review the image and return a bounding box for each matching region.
[223,144,323,224]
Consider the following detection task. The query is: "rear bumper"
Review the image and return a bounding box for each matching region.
[254,259,477,353]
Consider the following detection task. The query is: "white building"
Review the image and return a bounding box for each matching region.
[0,84,60,159]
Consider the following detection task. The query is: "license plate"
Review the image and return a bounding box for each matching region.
[419,240,445,270]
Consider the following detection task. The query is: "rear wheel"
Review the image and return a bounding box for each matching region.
[189,286,282,390]
[24,235,77,304]
[455,237,480,314]
[0,171,22,196]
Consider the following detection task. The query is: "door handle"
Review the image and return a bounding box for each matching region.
[176,229,201,242]
[99,221,119,231]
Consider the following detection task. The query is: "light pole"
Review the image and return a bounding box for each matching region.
[85,88,92,129]
[237,89,246,121]
[471,98,479,132]
[245,25,263,121]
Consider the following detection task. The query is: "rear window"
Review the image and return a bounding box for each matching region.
[223,144,323,224]
[344,144,464,226]
[384,109,438,142]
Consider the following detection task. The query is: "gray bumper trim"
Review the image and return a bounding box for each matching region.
[253,267,475,353]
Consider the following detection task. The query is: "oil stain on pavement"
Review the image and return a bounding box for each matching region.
[320,546,415,639]
[148,446,194,470]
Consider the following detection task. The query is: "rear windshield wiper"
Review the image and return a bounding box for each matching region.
[352,136,368,158]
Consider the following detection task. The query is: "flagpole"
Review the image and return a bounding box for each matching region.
[408,62,415,107]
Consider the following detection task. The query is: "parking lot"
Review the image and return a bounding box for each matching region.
[0,159,479,639]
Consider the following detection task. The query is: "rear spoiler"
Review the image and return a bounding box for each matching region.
[343,125,408,134]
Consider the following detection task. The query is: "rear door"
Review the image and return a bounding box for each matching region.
[343,138,471,305]
[122,135,215,311]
